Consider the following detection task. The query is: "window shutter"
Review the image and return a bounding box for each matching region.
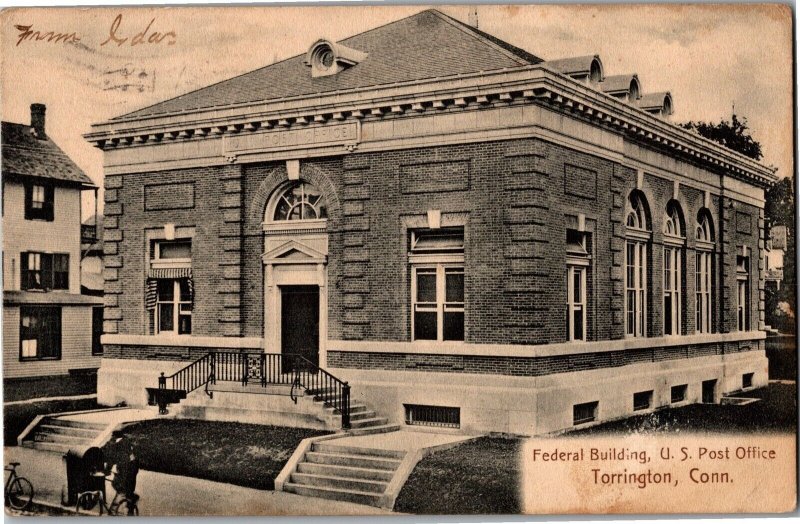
[23,184,32,219]
[41,254,53,290]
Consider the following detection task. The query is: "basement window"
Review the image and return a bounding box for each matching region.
[742,373,754,389]
[404,404,460,429]
[572,401,598,425]
[671,384,688,403]
[633,390,653,411]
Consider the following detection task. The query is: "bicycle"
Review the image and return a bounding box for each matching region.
[75,473,139,516]
[4,462,34,511]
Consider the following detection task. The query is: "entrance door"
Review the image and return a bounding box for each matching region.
[281,285,319,370]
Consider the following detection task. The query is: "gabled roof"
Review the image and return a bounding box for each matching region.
[1,122,94,186]
[115,9,543,121]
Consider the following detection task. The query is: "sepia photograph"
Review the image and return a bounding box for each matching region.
[0,3,796,516]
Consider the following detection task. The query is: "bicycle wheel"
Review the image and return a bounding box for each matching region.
[7,477,33,511]
[114,499,139,516]
[76,491,99,514]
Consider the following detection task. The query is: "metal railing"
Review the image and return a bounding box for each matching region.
[157,351,351,429]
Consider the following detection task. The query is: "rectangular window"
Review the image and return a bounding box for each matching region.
[19,306,61,360]
[21,252,69,290]
[24,181,54,221]
[92,306,104,355]
[410,227,464,342]
[625,240,647,337]
[404,404,460,428]
[573,401,598,425]
[156,280,192,335]
[633,390,653,411]
[663,247,682,335]
[702,379,717,404]
[737,255,750,331]
[742,373,754,389]
[671,384,688,403]
[567,265,586,341]
[695,251,712,333]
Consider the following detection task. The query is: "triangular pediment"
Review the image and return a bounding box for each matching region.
[263,240,326,263]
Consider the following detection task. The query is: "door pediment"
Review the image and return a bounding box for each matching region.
[262,240,327,265]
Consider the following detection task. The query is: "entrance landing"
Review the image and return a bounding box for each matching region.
[330,429,473,452]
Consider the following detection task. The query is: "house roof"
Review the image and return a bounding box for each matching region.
[114,9,543,121]
[1,122,94,187]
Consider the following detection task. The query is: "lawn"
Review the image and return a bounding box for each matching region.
[766,335,797,381]
[4,398,99,445]
[566,382,797,436]
[103,419,330,490]
[394,436,523,515]
[4,373,97,402]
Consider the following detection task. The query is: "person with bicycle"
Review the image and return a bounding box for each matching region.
[105,436,140,515]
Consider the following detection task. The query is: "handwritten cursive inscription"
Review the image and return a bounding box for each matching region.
[14,24,81,46]
[102,63,156,93]
[100,14,177,47]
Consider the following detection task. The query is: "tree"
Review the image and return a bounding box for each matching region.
[680,114,763,160]
[765,177,796,332]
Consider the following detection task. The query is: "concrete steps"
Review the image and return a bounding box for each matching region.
[22,417,105,453]
[283,438,405,508]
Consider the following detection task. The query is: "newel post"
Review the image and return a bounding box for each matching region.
[342,382,351,430]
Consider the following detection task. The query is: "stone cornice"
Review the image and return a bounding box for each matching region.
[85,66,777,188]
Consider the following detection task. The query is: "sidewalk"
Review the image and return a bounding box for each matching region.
[4,446,391,516]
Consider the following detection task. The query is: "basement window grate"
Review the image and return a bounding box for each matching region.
[404,404,460,428]
[671,384,688,403]
[572,401,598,425]
[742,373,754,389]
[633,390,653,411]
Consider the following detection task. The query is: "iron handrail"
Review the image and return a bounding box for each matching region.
[157,351,351,429]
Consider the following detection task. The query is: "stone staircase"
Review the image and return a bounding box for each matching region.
[316,394,388,430]
[283,439,405,507]
[22,417,106,453]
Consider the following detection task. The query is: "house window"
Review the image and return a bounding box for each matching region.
[663,202,685,336]
[272,181,328,221]
[671,384,688,403]
[92,306,103,355]
[24,181,54,221]
[573,401,598,425]
[633,390,653,411]
[737,255,750,331]
[20,252,69,290]
[146,239,193,335]
[742,372,754,389]
[19,306,61,360]
[566,229,590,342]
[625,192,651,337]
[409,227,465,342]
[695,211,715,334]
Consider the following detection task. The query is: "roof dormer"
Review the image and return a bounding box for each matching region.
[304,39,368,78]
[601,74,641,103]
[544,55,604,86]
[638,92,674,119]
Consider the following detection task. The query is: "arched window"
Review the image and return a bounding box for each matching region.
[695,210,715,333]
[663,201,685,336]
[271,181,328,221]
[625,191,651,338]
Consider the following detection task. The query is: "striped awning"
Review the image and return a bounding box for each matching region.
[145,268,193,310]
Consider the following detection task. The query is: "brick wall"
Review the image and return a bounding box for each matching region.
[109,136,765,356]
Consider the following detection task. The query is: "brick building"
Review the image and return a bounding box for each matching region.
[85,10,775,434]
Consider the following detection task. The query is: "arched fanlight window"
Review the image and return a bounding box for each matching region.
[625,191,651,338]
[272,181,328,221]
[626,192,650,231]
[696,211,714,243]
[664,202,684,238]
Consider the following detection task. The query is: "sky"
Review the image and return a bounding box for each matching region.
[0,5,793,219]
